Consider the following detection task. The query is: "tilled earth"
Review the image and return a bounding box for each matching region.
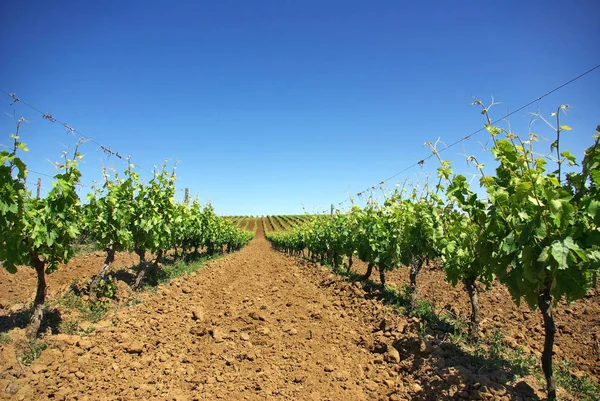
[0,221,596,400]
[349,260,600,382]
[0,251,140,309]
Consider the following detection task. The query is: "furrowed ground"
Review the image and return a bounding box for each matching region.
[348,259,600,383]
[0,219,597,400]
[0,252,141,310]
[4,222,412,400]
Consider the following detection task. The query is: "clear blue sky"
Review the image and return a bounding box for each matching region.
[1,1,599,215]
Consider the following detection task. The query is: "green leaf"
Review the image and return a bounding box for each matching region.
[538,246,550,263]
[586,200,599,219]
[591,170,600,185]
[550,241,569,269]
[560,150,577,166]
[528,196,542,207]
[16,142,29,152]
[514,182,532,201]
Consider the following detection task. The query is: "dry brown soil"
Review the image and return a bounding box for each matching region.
[349,260,600,382]
[269,216,283,231]
[264,218,275,232]
[0,251,140,308]
[0,220,595,400]
[279,217,292,230]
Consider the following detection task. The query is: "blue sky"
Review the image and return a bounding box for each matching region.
[1,0,599,215]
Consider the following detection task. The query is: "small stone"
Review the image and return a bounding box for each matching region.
[395,321,406,334]
[372,341,387,354]
[288,328,298,336]
[30,363,47,374]
[487,383,507,396]
[182,287,192,294]
[410,383,422,393]
[240,333,250,341]
[78,339,93,350]
[384,379,395,388]
[192,308,205,322]
[248,312,265,321]
[378,318,389,331]
[126,341,144,354]
[324,365,335,372]
[75,371,85,379]
[419,339,433,354]
[385,347,401,363]
[364,379,378,391]
[54,334,78,345]
[211,328,225,343]
[5,381,18,395]
[514,381,534,397]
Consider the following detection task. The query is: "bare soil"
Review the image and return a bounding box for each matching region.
[269,216,285,231]
[350,260,600,382]
[246,217,256,232]
[264,217,275,232]
[0,251,141,308]
[277,217,291,230]
[0,223,596,400]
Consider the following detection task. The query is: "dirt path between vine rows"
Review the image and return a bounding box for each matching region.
[264,217,274,232]
[1,220,552,400]
[246,217,256,232]
[269,216,285,231]
[0,252,141,309]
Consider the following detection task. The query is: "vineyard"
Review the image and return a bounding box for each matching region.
[1,110,600,401]
[0,118,253,338]
[263,109,600,400]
